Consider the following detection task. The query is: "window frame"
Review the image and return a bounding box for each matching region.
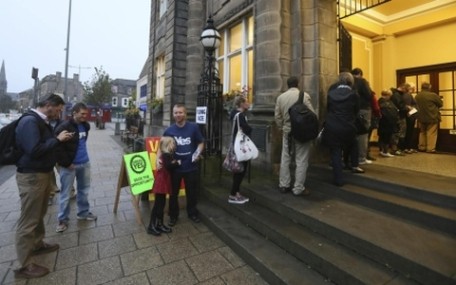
[156,55,165,99]
[159,0,168,18]
[217,16,254,102]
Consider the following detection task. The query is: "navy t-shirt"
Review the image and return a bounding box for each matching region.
[163,122,204,173]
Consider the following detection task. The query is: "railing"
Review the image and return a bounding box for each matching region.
[337,0,391,20]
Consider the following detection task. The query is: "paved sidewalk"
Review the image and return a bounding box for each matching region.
[0,123,268,285]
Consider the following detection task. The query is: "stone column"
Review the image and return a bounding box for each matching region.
[184,0,206,116]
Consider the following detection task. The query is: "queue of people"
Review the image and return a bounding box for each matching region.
[11,76,442,280]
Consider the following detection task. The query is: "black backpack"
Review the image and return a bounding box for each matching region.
[288,91,319,143]
[0,113,36,165]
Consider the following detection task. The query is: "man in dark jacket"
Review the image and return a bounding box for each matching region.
[55,102,97,233]
[322,72,364,187]
[390,83,411,155]
[14,94,73,279]
[351,68,373,165]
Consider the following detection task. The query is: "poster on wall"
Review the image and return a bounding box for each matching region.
[196,106,207,124]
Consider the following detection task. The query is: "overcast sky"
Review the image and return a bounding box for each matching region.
[0,0,150,93]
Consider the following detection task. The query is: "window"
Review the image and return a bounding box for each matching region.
[156,56,165,99]
[140,84,147,98]
[111,85,118,94]
[112,97,118,107]
[159,0,168,18]
[122,98,129,108]
[217,15,254,103]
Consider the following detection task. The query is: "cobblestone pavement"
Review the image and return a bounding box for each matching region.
[0,123,268,285]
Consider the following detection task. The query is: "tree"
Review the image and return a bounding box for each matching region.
[83,67,113,108]
[0,94,16,112]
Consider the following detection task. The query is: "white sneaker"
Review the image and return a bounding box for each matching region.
[228,195,249,204]
[380,152,394,157]
[359,159,372,165]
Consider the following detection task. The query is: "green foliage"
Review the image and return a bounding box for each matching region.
[83,67,113,107]
[0,94,16,112]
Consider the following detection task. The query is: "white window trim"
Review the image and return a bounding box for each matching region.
[217,17,253,94]
[122,98,129,108]
[156,56,165,99]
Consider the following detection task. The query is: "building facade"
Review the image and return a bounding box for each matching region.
[146,0,337,170]
[145,0,456,166]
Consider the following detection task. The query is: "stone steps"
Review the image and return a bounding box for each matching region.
[199,165,456,285]
[198,201,332,285]
[307,165,456,236]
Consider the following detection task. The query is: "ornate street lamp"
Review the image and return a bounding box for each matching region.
[198,16,223,157]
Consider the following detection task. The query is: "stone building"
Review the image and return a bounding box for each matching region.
[144,0,456,167]
[145,0,337,171]
[111,78,137,119]
[39,71,84,103]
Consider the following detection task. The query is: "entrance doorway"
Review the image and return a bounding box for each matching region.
[397,62,456,153]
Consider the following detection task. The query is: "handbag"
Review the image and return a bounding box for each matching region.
[233,113,258,162]
[355,113,370,134]
[222,146,244,173]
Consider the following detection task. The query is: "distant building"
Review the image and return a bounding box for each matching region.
[111,78,136,119]
[136,58,150,118]
[17,89,34,112]
[39,72,84,103]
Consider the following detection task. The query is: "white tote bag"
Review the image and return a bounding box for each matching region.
[233,113,259,162]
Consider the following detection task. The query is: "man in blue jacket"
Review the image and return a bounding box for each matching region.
[14,94,73,279]
[55,102,97,233]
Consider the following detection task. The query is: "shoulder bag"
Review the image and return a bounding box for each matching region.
[233,113,258,162]
[222,113,244,173]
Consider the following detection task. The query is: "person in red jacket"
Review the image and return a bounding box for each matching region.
[147,136,179,235]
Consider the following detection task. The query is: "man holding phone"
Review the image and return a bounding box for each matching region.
[54,102,97,233]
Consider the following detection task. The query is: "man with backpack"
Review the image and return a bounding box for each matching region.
[14,94,73,279]
[274,76,315,196]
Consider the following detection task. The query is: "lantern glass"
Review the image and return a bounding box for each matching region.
[201,29,221,50]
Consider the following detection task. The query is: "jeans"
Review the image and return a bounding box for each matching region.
[58,162,91,222]
[358,109,371,162]
[279,132,311,192]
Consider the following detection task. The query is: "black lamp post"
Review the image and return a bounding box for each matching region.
[198,16,223,157]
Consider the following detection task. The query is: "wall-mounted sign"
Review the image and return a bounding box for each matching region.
[196,106,207,124]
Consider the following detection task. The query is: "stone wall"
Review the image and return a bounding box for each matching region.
[146,0,338,166]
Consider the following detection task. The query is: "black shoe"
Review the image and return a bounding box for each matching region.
[147,225,161,236]
[157,219,172,233]
[278,187,291,193]
[189,215,200,223]
[168,217,178,227]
